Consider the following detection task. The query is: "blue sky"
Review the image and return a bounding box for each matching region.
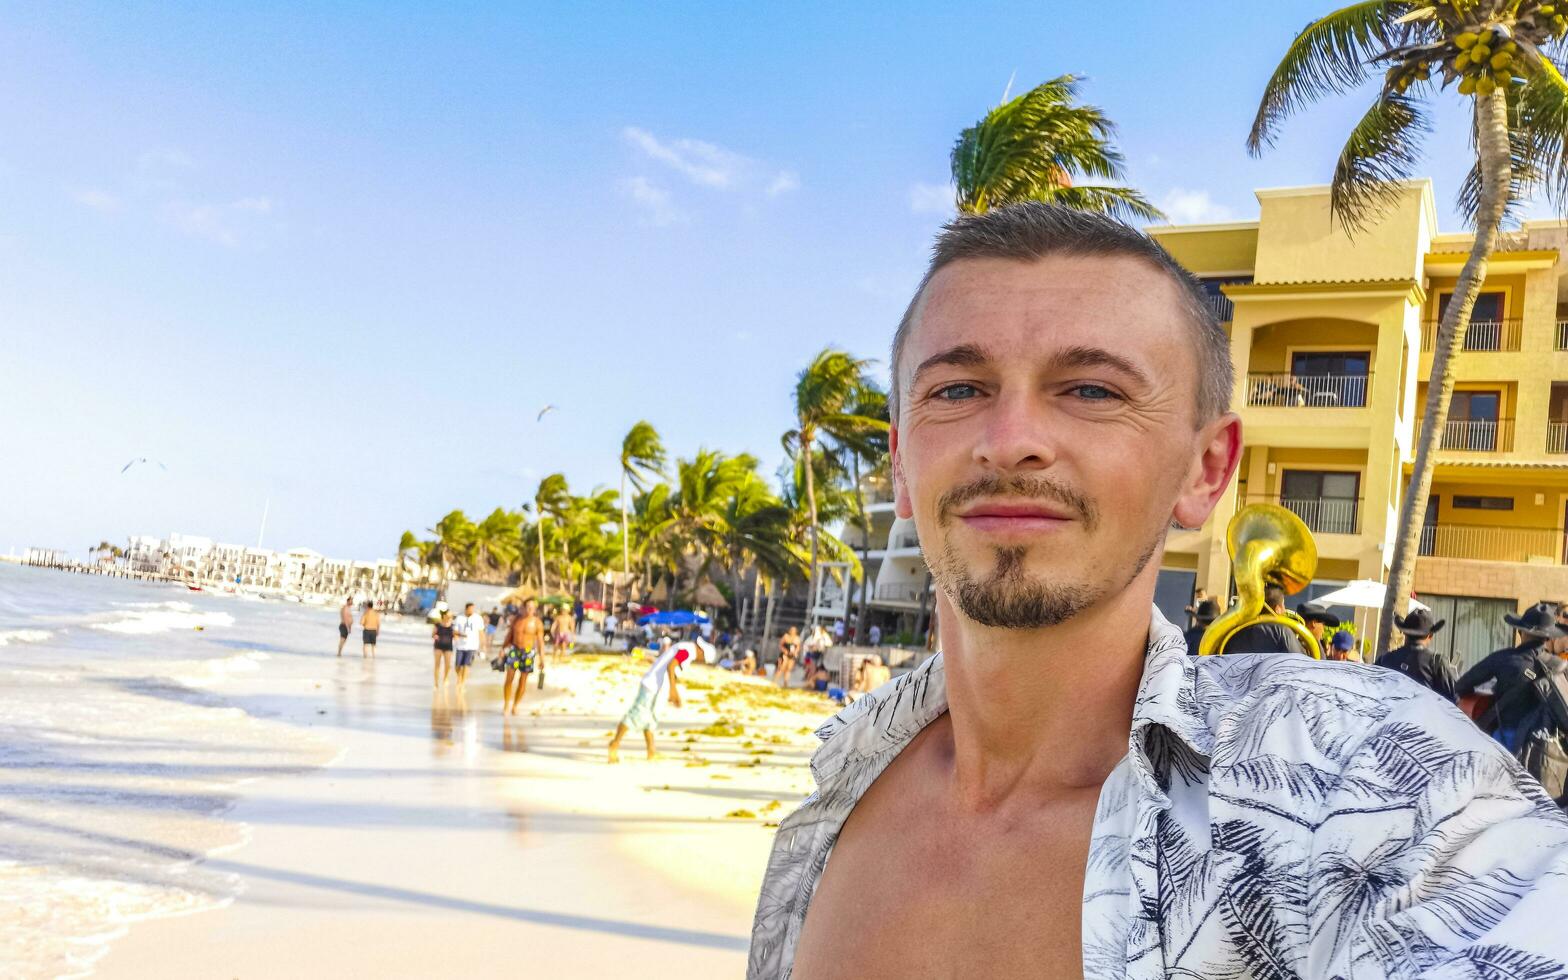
[0,1,1547,559]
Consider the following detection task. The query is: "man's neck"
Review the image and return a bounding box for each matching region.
[935,578,1156,811]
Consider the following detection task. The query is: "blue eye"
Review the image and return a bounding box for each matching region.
[935,384,979,401]
[1073,384,1117,401]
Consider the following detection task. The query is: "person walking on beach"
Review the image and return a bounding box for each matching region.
[452,602,484,693]
[361,601,381,659]
[775,626,801,685]
[502,599,544,715]
[553,606,576,655]
[432,611,455,688]
[607,642,690,763]
[484,606,501,656]
[337,597,354,657]
[602,611,619,650]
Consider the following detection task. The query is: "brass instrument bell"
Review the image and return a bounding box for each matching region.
[1198,503,1323,659]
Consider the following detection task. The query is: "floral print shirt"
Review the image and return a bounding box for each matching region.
[748,608,1568,979]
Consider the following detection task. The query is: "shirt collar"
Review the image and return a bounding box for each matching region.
[808,605,1212,792]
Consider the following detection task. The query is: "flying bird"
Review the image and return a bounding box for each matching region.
[120,458,168,474]
[536,405,557,423]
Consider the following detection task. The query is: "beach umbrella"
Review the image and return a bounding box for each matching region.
[636,609,710,627]
[1314,580,1430,612]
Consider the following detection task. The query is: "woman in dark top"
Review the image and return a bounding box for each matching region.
[432,611,456,689]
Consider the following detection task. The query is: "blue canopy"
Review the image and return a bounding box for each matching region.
[636,610,710,626]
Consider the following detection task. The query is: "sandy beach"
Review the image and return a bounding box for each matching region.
[0,566,831,979]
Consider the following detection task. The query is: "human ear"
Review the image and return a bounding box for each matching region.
[1170,413,1242,530]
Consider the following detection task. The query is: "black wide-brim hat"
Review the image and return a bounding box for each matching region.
[1394,608,1444,638]
[1505,602,1568,639]
[1296,601,1340,629]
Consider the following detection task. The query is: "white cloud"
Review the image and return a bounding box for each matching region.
[619,176,686,226]
[164,196,279,247]
[621,126,798,203]
[766,171,800,197]
[623,127,746,189]
[70,188,119,212]
[909,181,954,215]
[1158,188,1235,225]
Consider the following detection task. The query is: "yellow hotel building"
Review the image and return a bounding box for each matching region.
[1148,180,1568,669]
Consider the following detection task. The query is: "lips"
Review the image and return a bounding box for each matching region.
[955,500,1075,533]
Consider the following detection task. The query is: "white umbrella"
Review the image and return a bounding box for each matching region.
[1313,579,1430,612]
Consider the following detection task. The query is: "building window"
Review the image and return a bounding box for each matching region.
[1452,495,1513,511]
[1289,351,1370,407]
[1279,470,1360,534]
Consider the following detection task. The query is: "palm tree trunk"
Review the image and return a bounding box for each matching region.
[851,454,873,645]
[613,470,629,616]
[803,433,820,633]
[749,572,762,634]
[536,520,548,597]
[761,577,777,659]
[1376,89,1512,659]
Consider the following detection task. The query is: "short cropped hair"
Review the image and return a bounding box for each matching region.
[890,203,1232,423]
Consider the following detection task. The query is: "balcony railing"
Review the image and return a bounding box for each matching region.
[1558,319,1568,351]
[1245,372,1370,408]
[1419,524,1563,564]
[1419,417,1515,453]
[1550,420,1568,455]
[874,583,925,603]
[1421,318,1523,352]
[1203,292,1234,323]
[1279,496,1361,535]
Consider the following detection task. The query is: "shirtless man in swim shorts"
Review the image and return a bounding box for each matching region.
[502,599,545,716]
[337,597,354,657]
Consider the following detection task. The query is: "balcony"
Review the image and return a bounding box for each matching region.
[1550,421,1568,455]
[1419,417,1515,453]
[1203,292,1234,323]
[1245,372,1370,409]
[885,529,920,552]
[1278,496,1361,535]
[873,583,925,604]
[1420,318,1523,352]
[1419,524,1563,564]
[1558,319,1568,352]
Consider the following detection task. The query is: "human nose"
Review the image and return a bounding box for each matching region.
[971,388,1058,472]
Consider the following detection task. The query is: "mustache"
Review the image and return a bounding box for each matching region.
[937,475,1097,529]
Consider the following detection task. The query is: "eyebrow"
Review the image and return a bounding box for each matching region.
[908,342,1152,393]
[909,343,991,387]
[1047,345,1153,390]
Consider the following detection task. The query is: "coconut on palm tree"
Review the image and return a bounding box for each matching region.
[1249,0,1568,656]
[785,349,889,631]
[951,75,1165,220]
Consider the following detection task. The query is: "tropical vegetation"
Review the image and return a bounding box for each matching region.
[1248,0,1568,656]
[398,347,890,637]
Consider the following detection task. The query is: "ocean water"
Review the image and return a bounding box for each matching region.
[0,565,349,979]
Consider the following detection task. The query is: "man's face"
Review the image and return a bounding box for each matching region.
[891,254,1239,630]
[1306,620,1326,641]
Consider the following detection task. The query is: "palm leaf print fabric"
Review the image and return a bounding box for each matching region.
[748,608,1568,979]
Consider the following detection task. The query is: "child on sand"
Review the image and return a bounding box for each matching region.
[607,642,690,762]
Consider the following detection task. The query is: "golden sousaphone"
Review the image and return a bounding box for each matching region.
[1198,503,1323,659]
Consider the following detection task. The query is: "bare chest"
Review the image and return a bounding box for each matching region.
[791,780,1100,980]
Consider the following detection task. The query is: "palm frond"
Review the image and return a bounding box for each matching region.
[1508,54,1568,214]
[1249,1,1399,154]
[1329,93,1429,232]
[1035,184,1167,223]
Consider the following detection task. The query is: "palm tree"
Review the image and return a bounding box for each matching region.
[532,473,570,596]
[618,421,666,606]
[429,510,476,584]
[474,507,523,581]
[785,349,889,631]
[951,75,1164,219]
[1249,0,1568,656]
